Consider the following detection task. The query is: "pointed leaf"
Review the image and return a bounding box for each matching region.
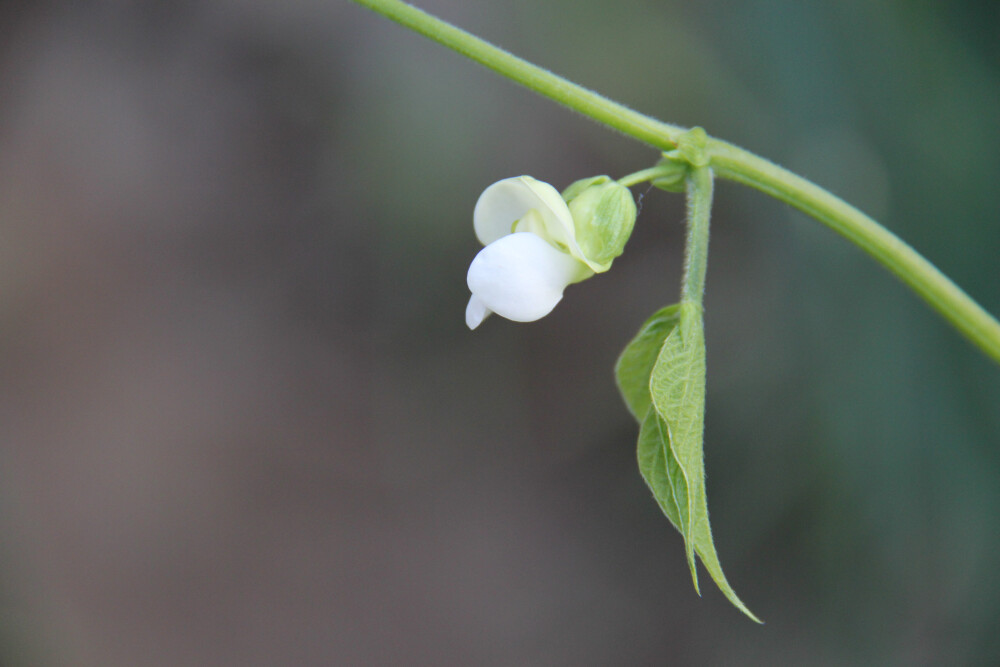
[689,497,762,623]
[648,301,761,622]
[615,304,680,421]
[637,407,682,531]
[639,406,761,622]
[649,303,704,589]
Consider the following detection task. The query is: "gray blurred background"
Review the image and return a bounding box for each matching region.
[1,1,998,664]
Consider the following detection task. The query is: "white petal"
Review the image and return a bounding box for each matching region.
[465,295,491,330]
[473,176,577,248]
[467,232,588,323]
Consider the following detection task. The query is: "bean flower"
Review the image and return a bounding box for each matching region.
[466,175,636,329]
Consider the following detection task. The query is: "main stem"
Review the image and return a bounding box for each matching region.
[351,0,1000,365]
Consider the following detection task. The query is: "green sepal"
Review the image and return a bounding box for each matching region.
[561,175,610,202]
[562,176,637,272]
[650,153,689,193]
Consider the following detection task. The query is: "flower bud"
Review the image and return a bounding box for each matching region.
[562,176,637,273]
[650,127,710,192]
[650,152,689,193]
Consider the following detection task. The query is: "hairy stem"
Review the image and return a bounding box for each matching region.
[682,167,713,305]
[618,166,672,188]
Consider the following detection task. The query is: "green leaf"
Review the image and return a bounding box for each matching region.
[638,407,760,622]
[645,301,761,623]
[614,304,681,421]
[649,303,704,589]
[637,407,684,534]
[618,302,759,621]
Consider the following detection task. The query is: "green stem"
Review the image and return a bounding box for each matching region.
[682,167,713,305]
[351,0,1000,365]
[618,166,671,188]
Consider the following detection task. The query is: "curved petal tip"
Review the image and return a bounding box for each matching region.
[466,295,491,330]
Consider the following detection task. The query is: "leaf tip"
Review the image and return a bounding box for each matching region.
[720,585,763,624]
[685,547,700,596]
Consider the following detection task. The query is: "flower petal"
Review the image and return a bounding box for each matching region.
[465,294,491,330]
[473,176,576,247]
[467,232,589,323]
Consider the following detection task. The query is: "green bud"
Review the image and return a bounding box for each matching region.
[562,175,637,272]
[650,151,689,193]
[677,126,710,168]
[650,127,711,192]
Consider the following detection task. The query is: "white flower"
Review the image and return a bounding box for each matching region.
[466,176,593,329]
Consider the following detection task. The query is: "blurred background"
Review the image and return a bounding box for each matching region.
[0,0,998,664]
